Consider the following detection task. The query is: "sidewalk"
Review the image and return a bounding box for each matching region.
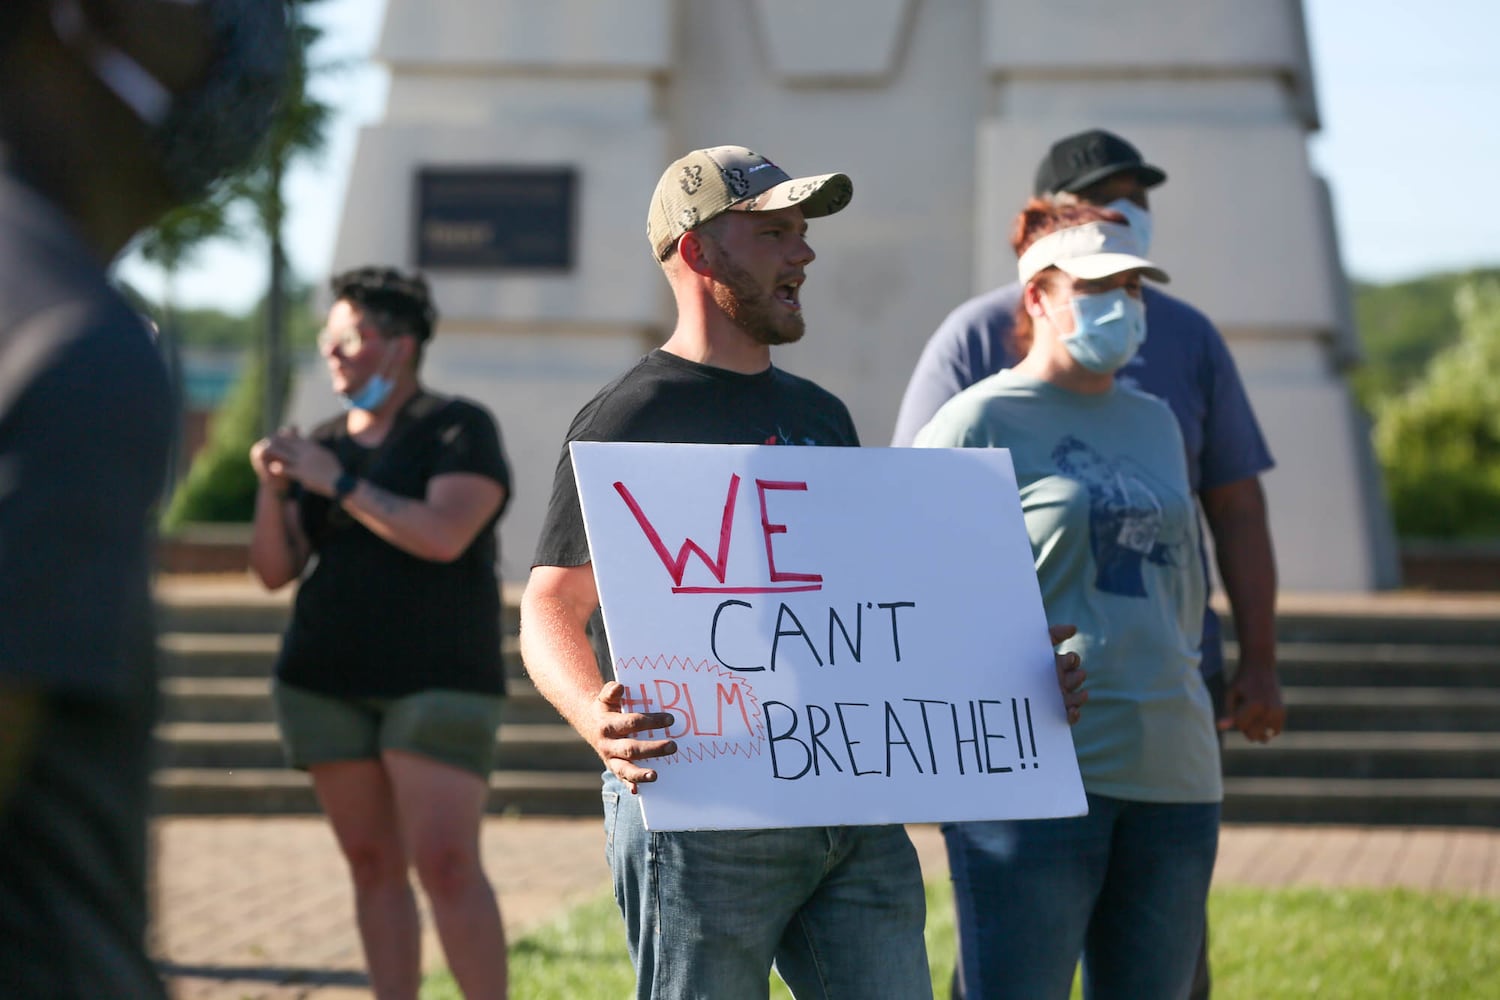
[153,816,1500,999]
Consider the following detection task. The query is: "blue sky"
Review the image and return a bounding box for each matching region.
[118,0,1500,311]
[1304,0,1500,281]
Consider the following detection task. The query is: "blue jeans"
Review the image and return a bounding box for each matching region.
[602,774,932,1000]
[943,793,1220,1000]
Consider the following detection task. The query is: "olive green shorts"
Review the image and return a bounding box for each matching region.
[271,681,505,777]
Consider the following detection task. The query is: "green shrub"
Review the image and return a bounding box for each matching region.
[1374,279,1500,539]
[1352,273,1465,406]
[162,354,280,528]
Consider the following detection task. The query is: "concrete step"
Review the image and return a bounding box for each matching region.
[158,676,566,726]
[1222,731,1500,780]
[158,632,525,679]
[152,768,602,816]
[155,722,599,772]
[152,771,1500,826]
[153,578,525,635]
[1281,686,1500,731]
[154,581,292,635]
[158,632,279,678]
[149,580,1500,823]
[160,583,1500,644]
[159,678,273,723]
[1222,777,1500,827]
[1263,642,1500,687]
[1248,609,1500,647]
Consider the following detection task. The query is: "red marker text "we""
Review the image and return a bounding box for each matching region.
[613,474,823,594]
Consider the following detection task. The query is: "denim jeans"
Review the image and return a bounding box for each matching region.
[602,774,932,1000]
[1189,671,1229,1000]
[943,793,1220,1000]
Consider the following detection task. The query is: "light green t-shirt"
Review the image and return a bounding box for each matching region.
[916,369,1219,803]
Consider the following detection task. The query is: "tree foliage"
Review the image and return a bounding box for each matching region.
[1350,267,1500,407]
[136,192,237,277]
[156,0,337,525]
[156,286,319,527]
[162,355,286,528]
[1373,278,1500,539]
[231,0,336,218]
[233,0,337,434]
[170,285,320,351]
[136,0,335,290]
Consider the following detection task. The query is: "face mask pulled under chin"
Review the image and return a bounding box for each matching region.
[1061,288,1147,375]
[340,373,395,413]
[51,0,289,202]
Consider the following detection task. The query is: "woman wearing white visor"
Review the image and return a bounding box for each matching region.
[916,200,1218,1000]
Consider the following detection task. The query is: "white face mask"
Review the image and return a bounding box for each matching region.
[1058,288,1148,375]
[1104,198,1153,255]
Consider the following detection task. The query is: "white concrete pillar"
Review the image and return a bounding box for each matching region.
[969,0,1394,590]
[320,0,1396,590]
[306,1,674,576]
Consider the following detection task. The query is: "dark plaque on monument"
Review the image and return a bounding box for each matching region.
[414,167,576,270]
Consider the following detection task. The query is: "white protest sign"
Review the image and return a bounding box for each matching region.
[571,442,1086,831]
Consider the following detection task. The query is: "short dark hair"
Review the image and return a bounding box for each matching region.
[330,266,437,342]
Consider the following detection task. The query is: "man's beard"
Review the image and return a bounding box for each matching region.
[709,252,805,346]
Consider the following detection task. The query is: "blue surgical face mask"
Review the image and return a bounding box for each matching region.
[1062,288,1147,375]
[340,373,394,413]
[1104,198,1153,255]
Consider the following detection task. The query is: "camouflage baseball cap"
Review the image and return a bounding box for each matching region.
[646,145,853,260]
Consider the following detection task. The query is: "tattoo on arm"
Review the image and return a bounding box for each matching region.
[363,482,412,517]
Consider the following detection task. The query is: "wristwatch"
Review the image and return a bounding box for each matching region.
[333,470,359,503]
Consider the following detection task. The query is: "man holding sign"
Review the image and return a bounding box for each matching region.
[522,146,1086,999]
[521,145,932,999]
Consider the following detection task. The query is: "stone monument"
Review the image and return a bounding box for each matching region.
[305,0,1397,589]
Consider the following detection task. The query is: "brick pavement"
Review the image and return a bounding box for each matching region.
[154,816,611,1000]
[152,817,1500,999]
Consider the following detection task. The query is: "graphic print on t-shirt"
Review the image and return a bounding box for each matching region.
[1051,434,1178,598]
[761,423,823,447]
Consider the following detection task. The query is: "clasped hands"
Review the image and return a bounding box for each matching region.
[251,429,343,498]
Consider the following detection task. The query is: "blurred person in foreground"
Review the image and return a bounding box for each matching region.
[0,0,285,996]
[917,200,1219,999]
[250,267,512,1000]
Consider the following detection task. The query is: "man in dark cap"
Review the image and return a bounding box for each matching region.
[893,128,1285,999]
[1032,127,1168,196]
[0,2,286,996]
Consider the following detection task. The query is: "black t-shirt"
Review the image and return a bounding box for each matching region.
[276,392,512,698]
[0,174,170,998]
[532,349,859,678]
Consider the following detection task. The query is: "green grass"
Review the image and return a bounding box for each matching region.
[421,882,1500,999]
[1205,886,1497,998]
